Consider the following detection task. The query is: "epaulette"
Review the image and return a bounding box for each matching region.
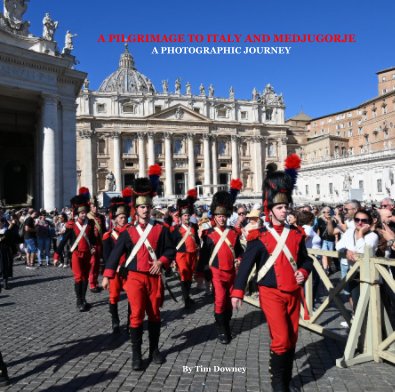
[103,231,111,240]
[246,228,261,242]
[66,221,74,229]
[201,228,210,237]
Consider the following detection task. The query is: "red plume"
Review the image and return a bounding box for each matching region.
[78,187,90,202]
[78,187,90,195]
[230,178,243,191]
[284,154,301,170]
[148,164,162,176]
[187,188,198,200]
[122,187,132,198]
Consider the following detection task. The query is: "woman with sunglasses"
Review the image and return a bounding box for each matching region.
[335,209,378,314]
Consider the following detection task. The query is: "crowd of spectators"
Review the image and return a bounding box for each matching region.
[1,198,395,326]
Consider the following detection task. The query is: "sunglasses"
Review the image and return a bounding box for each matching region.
[354,217,369,224]
[238,212,246,216]
[381,205,392,208]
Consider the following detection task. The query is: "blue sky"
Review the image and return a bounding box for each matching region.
[25,0,395,119]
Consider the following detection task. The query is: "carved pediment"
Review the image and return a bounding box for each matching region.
[147,104,209,122]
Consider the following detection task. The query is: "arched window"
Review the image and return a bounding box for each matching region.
[241,142,248,156]
[218,140,227,156]
[268,142,275,157]
[155,142,162,157]
[98,139,106,155]
[123,138,133,154]
[194,142,201,156]
[174,139,183,155]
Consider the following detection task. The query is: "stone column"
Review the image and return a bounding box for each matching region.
[78,129,94,197]
[231,135,239,179]
[41,94,58,210]
[187,134,195,189]
[203,134,211,195]
[147,132,155,166]
[253,136,264,193]
[164,132,173,196]
[112,132,122,192]
[211,136,218,192]
[138,133,146,177]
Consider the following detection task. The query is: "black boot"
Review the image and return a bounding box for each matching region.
[109,303,120,334]
[224,309,233,341]
[180,281,191,309]
[148,321,165,364]
[126,302,131,334]
[185,281,195,305]
[269,350,288,392]
[4,279,9,290]
[283,348,295,391]
[80,281,91,312]
[214,313,230,344]
[0,352,10,387]
[74,282,83,310]
[130,326,143,371]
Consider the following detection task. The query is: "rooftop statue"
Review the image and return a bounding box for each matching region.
[208,84,214,97]
[175,78,181,94]
[63,30,77,53]
[186,82,191,95]
[3,0,30,32]
[162,80,168,94]
[42,12,58,41]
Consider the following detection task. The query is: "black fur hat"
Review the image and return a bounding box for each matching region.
[177,198,193,215]
[132,178,154,207]
[109,197,130,218]
[210,190,234,217]
[262,154,301,221]
[70,195,90,216]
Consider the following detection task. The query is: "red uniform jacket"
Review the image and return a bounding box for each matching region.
[171,223,200,253]
[103,220,175,278]
[103,225,129,267]
[232,224,313,299]
[57,218,96,254]
[198,226,243,271]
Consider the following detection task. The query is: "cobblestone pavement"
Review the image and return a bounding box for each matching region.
[1,261,394,392]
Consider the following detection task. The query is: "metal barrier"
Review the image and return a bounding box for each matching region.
[243,247,395,368]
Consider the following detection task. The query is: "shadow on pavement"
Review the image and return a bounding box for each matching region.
[37,370,118,392]
[293,336,345,388]
[11,275,71,288]
[8,333,128,383]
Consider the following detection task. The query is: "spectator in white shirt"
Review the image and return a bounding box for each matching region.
[336,208,378,313]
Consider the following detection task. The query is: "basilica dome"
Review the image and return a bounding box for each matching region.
[98,45,155,94]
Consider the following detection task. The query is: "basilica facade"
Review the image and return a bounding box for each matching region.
[76,46,292,198]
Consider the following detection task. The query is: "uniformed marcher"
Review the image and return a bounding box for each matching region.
[55,194,96,312]
[102,165,175,371]
[171,190,200,309]
[102,196,130,333]
[86,193,106,293]
[231,155,313,392]
[199,180,244,344]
